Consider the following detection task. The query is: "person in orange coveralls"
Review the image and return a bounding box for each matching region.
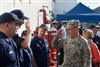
[82,29,100,67]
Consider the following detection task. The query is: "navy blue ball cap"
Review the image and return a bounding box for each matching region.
[89,24,96,29]
[0,12,24,24]
[39,24,48,30]
[10,9,29,20]
[21,30,27,37]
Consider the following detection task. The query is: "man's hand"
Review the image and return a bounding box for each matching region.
[56,29,62,38]
[20,19,32,49]
[25,19,32,32]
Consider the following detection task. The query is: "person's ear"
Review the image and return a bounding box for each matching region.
[5,22,10,29]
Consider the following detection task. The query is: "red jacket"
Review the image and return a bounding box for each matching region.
[90,43,100,67]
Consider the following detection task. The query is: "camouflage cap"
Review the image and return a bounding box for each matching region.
[66,20,80,30]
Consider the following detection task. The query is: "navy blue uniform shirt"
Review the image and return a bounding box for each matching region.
[30,36,50,67]
[0,32,19,67]
[92,35,100,50]
[13,34,24,67]
[13,34,33,67]
[23,48,33,67]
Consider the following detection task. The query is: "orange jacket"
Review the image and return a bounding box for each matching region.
[90,43,100,67]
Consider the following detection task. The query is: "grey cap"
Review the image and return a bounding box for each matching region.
[66,20,80,30]
[39,24,48,30]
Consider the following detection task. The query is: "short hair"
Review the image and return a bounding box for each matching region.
[35,26,39,31]
[82,29,94,39]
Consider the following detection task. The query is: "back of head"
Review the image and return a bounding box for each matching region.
[83,29,94,39]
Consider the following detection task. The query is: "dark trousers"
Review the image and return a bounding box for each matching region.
[92,59,95,67]
[59,48,64,65]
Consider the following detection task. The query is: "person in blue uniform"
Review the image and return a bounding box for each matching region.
[92,34,100,50]
[31,24,50,67]
[21,30,33,67]
[0,12,24,67]
[89,24,100,50]
[11,9,32,67]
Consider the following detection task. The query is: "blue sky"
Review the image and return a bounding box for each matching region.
[77,0,100,9]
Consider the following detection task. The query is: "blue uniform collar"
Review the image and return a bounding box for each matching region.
[0,32,8,38]
[35,36,44,41]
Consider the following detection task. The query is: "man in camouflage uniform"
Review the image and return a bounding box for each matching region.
[52,20,91,67]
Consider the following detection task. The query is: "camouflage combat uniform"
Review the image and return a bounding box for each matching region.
[52,35,91,67]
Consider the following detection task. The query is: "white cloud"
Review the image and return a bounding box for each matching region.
[77,0,99,9]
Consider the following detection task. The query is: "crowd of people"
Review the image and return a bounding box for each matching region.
[0,9,100,67]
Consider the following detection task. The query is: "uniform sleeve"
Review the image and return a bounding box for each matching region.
[44,39,51,53]
[52,35,64,49]
[0,44,5,64]
[13,34,24,48]
[82,41,91,67]
[30,39,36,56]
